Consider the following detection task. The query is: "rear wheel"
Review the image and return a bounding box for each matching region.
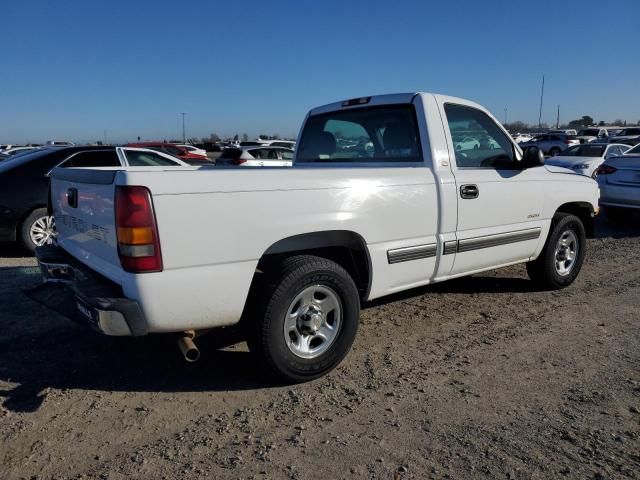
[21,208,55,253]
[246,255,360,382]
[526,213,586,289]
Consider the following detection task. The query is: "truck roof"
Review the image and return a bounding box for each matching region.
[308,92,486,116]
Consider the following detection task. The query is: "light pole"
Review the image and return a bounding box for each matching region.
[181,112,186,144]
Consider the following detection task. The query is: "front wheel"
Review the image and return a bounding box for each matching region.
[248,255,360,382]
[526,213,586,289]
[21,208,56,253]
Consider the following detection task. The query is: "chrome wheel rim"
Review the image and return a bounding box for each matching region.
[30,215,56,247]
[283,285,342,359]
[554,230,578,276]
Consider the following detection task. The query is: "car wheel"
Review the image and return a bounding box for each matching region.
[246,255,360,382]
[21,208,56,253]
[526,213,586,290]
[549,147,561,157]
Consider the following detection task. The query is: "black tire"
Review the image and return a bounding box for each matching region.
[20,208,54,253]
[526,213,586,289]
[246,255,360,383]
[549,147,561,156]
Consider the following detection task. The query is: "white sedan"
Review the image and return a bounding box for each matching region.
[215,146,294,166]
[544,143,630,178]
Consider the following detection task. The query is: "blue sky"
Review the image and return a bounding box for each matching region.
[1,0,639,143]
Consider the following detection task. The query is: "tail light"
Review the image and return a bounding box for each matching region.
[596,165,617,175]
[115,186,163,273]
[229,158,247,165]
[564,139,571,144]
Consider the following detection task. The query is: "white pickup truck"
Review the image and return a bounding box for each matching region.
[38,92,599,382]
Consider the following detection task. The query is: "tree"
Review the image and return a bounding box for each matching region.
[233,134,239,141]
[208,133,220,142]
[241,133,249,142]
[504,121,529,132]
[612,119,625,126]
[598,120,605,126]
[568,115,594,129]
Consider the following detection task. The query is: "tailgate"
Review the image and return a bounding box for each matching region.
[51,168,122,280]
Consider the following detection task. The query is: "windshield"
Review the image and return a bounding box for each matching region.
[560,145,606,157]
[617,128,640,136]
[627,144,640,154]
[297,105,421,163]
[0,148,56,173]
[577,129,599,136]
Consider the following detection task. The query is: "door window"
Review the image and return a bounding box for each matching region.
[444,104,515,168]
[280,149,294,160]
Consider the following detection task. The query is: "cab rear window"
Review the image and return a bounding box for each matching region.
[297,105,422,163]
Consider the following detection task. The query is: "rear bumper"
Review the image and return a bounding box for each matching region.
[36,245,148,336]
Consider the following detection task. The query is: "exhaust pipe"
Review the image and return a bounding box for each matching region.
[177,330,200,362]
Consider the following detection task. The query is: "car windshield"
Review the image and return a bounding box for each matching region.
[577,129,599,136]
[0,148,56,173]
[627,144,640,154]
[560,145,606,157]
[617,128,640,136]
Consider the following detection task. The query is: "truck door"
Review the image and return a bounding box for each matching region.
[439,102,545,276]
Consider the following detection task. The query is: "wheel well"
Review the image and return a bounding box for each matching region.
[556,202,595,238]
[257,231,371,300]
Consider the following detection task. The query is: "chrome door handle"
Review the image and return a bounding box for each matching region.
[460,184,479,199]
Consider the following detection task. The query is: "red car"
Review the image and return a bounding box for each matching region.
[125,142,210,163]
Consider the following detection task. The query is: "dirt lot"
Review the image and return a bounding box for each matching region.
[1,216,639,480]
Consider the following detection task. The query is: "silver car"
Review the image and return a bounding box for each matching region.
[519,133,579,156]
[596,153,640,218]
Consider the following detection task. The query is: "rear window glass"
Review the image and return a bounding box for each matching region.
[61,150,120,167]
[297,105,422,163]
[125,150,180,166]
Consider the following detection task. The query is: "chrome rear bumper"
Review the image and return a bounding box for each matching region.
[36,245,148,336]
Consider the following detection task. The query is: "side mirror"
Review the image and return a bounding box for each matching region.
[522,146,544,168]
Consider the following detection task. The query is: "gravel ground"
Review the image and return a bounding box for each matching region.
[0,214,639,480]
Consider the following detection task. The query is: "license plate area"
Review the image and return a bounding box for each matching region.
[76,296,98,326]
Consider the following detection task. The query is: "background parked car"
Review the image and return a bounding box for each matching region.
[452,135,480,151]
[216,146,294,166]
[608,127,640,146]
[512,133,533,143]
[175,144,208,157]
[46,140,75,146]
[2,146,40,156]
[519,133,579,156]
[125,142,210,164]
[0,146,187,252]
[545,143,630,178]
[575,128,609,144]
[596,153,640,219]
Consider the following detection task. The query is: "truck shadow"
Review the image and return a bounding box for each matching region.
[0,326,270,413]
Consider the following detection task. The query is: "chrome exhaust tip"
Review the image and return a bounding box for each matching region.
[177,331,200,362]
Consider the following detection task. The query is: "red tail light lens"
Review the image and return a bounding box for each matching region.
[596,165,617,175]
[115,186,163,273]
[230,159,247,165]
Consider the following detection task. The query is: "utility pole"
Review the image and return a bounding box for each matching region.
[556,105,560,129]
[181,112,186,144]
[538,74,545,132]
[103,129,107,145]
